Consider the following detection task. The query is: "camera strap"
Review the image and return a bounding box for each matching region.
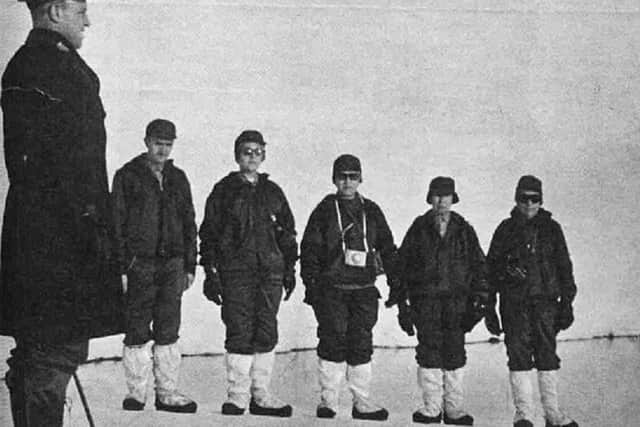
[334,198,369,253]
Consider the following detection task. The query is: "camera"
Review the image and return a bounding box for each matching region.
[345,249,367,268]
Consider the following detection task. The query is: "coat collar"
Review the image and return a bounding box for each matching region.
[26,28,76,52]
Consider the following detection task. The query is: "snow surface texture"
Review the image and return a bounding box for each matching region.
[0,1,639,361]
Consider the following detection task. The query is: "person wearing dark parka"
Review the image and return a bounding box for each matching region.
[199,130,298,418]
[111,119,198,414]
[300,154,403,421]
[396,177,489,426]
[484,175,578,427]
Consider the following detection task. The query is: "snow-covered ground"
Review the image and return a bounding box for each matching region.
[2,337,639,426]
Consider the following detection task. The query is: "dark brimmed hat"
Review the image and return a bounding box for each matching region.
[426,176,459,204]
[145,119,176,140]
[332,154,362,181]
[515,175,543,203]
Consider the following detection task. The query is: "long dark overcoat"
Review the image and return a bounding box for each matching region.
[1,29,123,343]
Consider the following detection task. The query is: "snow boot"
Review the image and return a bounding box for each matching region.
[538,370,578,427]
[347,363,388,421]
[153,344,197,413]
[248,351,292,417]
[510,370,535,426]
[317,358,345,418]
[122,343,152,410]
[443,368,473,425]
[222,353,253,415]
[413,367,444,424]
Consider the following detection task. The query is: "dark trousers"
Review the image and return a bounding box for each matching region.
[313,286,380,366]
[124,257,184,346]
[501,297,560,371]
[5,338,89,427]
[412,296,466,370]
[221,272,283,354]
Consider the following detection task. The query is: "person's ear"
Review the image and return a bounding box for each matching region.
[47,1,65,24]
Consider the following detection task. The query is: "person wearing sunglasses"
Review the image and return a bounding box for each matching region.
[485,175,578,427]
[395,176,488,425]
[300,154,402,421]
[199,130,297,418]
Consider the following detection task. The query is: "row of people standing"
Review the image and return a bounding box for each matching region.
[111,120,578,427]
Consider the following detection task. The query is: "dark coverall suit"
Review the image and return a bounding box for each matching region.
[397,210,488,370]
[199,172,297,354]
[1,29,122,426]
[300,194,398,365]
[487,208,577,371]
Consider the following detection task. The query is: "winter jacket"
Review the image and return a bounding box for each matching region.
[111,154,197,274]
[199,172,297,277]
[397,210,488,298]
[300,193,397,287]
[487,208,576,302]
[0,29,122,342]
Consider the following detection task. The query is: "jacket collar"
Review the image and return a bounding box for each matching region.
[26,28,76,52]
[509,207,552,225]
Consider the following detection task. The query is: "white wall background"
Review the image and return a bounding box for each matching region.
[1,0,639,360]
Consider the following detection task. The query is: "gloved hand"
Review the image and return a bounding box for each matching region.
[555,299,574,332]
[203,269,223,305]
[384,277,406,308]
[397,301,415,336]
[461,294,487,333]
[283,271,296,301]
[303,279,318,306]
[484,308,502,336]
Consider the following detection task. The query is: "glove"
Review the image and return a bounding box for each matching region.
[555,300,574,332]
[384,277,406,308]
[461,294,486,333]
[203,270,223,305]
[283,271,296,301]
[303,279,319,306]
[484,308,502,336]
[397,301,415,336]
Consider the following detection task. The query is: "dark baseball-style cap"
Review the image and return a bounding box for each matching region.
[145,119,177,140]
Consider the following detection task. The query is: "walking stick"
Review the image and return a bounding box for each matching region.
[73,372,96,427]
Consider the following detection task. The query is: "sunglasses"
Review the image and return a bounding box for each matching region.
[517,194,542,204]
[240,147,265,157]
[336,172,361,181]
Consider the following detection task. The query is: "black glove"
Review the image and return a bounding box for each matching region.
[555,300,574,332]
[397,301,415,336]
[461,294,486,333]
[303,279,318,306]
[203,270,223,305]
[384,277,406,308]
[484,308,502,336]
[283,271,296,301]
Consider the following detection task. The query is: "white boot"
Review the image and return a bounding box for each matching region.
[538,370,576,426]
[224,353,253,413]
[122,343,152,409]
[510,370,535,424]
[249,351,292,417]
[443,368,473,424]
[415,367,443,420]
[317,358,345,417]
[347,363,388,421]
[153,343,197,413]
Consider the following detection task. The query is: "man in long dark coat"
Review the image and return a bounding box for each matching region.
[1,1,122,425]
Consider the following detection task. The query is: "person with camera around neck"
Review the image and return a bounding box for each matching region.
[300,154,403,421]
[485,175,578,427]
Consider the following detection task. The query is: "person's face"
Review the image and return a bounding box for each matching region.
[55,0,90,49]
[236,142,265,173]
[145,136,174,166]
[429,194,453,214]
[334,171,361,199]
[516,191,542,219]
